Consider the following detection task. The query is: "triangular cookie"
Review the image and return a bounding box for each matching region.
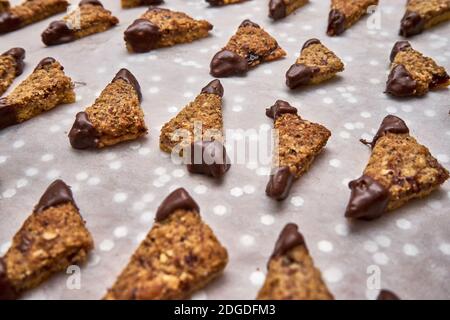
[265,100,331,200]
[69,68,147,149]
[42,0,118,46]
[257,223,334,300]
[121,0,164,9]
[400,0,450,37]
[327,0,379,36]
[0,0,69,34]
[0,57,75,130]
[286,38,344,89]
[210,19,286,77]
[104,188,228,300]
[269,0,309,20]
[346,115,449,220]
[124,7,213,53]
[0,47,25,96]
[0,180,94,300]
[386,40,450,97]
[160,79,230,178]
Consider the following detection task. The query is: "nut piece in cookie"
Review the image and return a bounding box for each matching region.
[386,40,450,97]
[160,80,230,178]
[0,180,94,300]
[0,57,75,130]
[69,68,147,149]
[124,7,213,53]
[210,19,286,77]
[104,188,228,300]
[399,0,450,37]
[42,0,119,46]
[327,0,379,36]
[257,223,334,300]
[266,100,331,200]
[0,0,69,34]
[346,115,449,220]
[0,47,25,96]
[121,0,164,9]
[269,0,309,20]
[286,38,344,89]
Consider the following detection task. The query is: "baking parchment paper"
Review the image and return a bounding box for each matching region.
[0,0,449,300]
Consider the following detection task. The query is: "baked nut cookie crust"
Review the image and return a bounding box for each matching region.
[400,0,450,37]
[42,0,119,46]
[0,0,69,34]
[69,68,147,149]
[0,180,94,300]
[210,20,286,77]
[104,188,228,300]
[346,115,449,220]
[386,40,450,97]
[327,0,379,36]
[286,38,344,89]
[269,0,309,20]
[121,0,164,9]
[265,100,331,200]
[124,7,213,53]
[0,48,25,97]
[257,224,334,300]
[0,57,75,130]
[0,0,9,13]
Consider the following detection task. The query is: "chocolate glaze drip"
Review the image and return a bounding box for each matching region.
[79,0,103,7]
[385,64,417,97]
[2,47,25,75]
[200,79,224,97]
[360,115,409,148]
[42,20,76,46]
[377,289,400,300]
[155,188,200,222]
[240,19,260,28]
[68,112,100,149]
[269,0,287,20]
[0,12,21,34]
[34,57,57,71]
[34,180,77,213]
[390,40,411,62]
[0,258,17,300]
[399,11,425,37]
[302,38,321,51]
[186,140,231,178]
[286,63,320,89]
[327,9,346,36]
[345,175,390,220]
[265,166,295,200]
[265,100,298,120]
[210,49,248,77]
[112,68,142,101]
[0,99,18,130]
[124,19,161,53]
[270,223,306,261]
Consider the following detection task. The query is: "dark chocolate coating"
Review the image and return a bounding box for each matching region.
[155,188,200,222]
[385,64,417,97]
[285,63,320,89]
[361,115,410,148]
[390,40,411,62]
[265,166,295,201]
[0,99,18,130]
[186,140,231,178]
[124,19,161,53]
[200,79,224,97]
[302,38,321,51]
[327,9,346,36]
[239,19,260,28]
[269,0,287,20]
[377,289,400,300]
[34,180,77,213]
[270,223,306,261]
[210,49,248,77]
[265,100,298,120]
[0,12,22,34]
[206,0,224,6]
[34,57,57,71]
[41,20,76,46]
[399,11,425,37]
[2,47,26,75]
[68,112,100,149]
[79,0,103,7]
[112,68,142,101]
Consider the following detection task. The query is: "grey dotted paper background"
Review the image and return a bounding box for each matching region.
[0,0,449,299]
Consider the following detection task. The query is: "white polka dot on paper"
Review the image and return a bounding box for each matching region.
[113,226,128,238]
[183,92,193,98]
[105,152,116,160]
[369,60,379,66]
[132,201,146,211]
[256,167,271,176]
[135,232,146,243]
[364,241,379,253]
[46,169,60,180]
[0,155,7,164]
[369,78,381,84]
[154,167,166,175]
[318,240,334,253]
[2,188,16,198]
[263,69,272,75]
[49,125,61,133]
[361,112,371,118]
[232,105,243,112]
[342,178,351,186]
[194,185,208,194]
[13,140,24,149]
[230,187,243,197]
[172,169,185,178]
[344,123,355,130]
[323,268,343,283]
[140,211,154,223]
[290,196,304,207]
[403,244,419,256]
[261,214,275,226]
[386,106,397,113]
[428,200,442,210]
[109,161,122,170]
[87,177,100,186]
[329,159,341,168]
[113,192,127,203]
[373,252,389,265]
[396,218,412,230]
[439,243,450,255]
[41,154,54,162]
[240,235,255,247]
[213,205,227,216]
[16,178,28,188]
[167,106,178,113]
[401,105,413,112]
[323,97,334,104]
[437,154,449,163]
[139,147,150,155]
[76,171,89,181]
[191,291,208,300]
[339,131,350,139]
[0,241,11,255]
[375,235,391,248]
[249,271,265,286]
[99,239,114,252]
[424,109,436,117]
[243,185,255,194]
[335,224,349,236]
[142,193,155,203]
[25,168,38,176]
